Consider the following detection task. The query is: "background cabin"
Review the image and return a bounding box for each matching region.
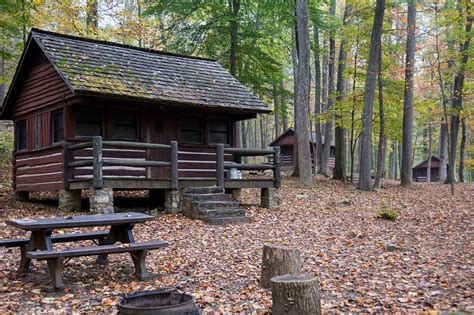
[269,128,335,170]
[0,29,281,216]
[412,156,443,182]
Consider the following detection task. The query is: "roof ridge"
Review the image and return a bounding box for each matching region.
[30,28,215,62]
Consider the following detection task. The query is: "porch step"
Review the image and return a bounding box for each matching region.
[194,200,239,211]
[179,186,250,225]
[197,208,246,218]
[182,186,224,194]
[201,216,252,226]
[181,193,232,202]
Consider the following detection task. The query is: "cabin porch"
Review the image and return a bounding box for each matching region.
[48,136,281,214]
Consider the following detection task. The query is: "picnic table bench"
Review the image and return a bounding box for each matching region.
[1,212,168,289]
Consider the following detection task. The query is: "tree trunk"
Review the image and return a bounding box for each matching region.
[357,0,385,191]
[373,48,385,190]
[459,118,466,183]
[228,0,241,148]
[86,0,98,35]
[260,244,303,289]
[273,84,280,138]
[400,0,417,187]
[389,143,396,180]
[447,2,472,189]
[291,24,299,176]
[321,0,336,177]
[349,39,359,183]
[271,274,321,315]
[439,123,448,181]
[281,78,288,131]
[295,0,313,186]
[333,4,352,181]
[0,56,4,103]
[313,26,323,172]
[427,125,432,183]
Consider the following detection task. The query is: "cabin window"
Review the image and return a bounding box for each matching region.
[52,111,64,144]
[16,120,27,151]
[76,108,102,137]
[209,119,229,144]
[180,115,203,144]
[34,115,42,149]
[112,109,138,140]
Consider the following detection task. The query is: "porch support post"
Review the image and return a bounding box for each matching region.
[58,189,82,211]
[261,187,280,209]
[89,188,114,214]
[164,189,180,213]
[216,143,224,187]
[14,191,29,202]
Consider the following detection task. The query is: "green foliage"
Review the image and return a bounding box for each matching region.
[377,202,398,221]
[0,129,13,163]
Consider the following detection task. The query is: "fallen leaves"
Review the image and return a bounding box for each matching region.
[0,173,472,313]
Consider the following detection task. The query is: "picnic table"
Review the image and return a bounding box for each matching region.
[0,212,168,289]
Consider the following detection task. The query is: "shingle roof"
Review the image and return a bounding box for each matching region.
[30,29,269,112]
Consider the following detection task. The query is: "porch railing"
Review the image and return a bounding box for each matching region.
[216,144,281,188]
[64,136,178,189]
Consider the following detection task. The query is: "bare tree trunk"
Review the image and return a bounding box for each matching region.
[357,0,385,191]
[334,4,351,181]
[373,48,385,190]
[86,0,99,35]
[427,125,432,183]
[349,39,359,183]
[280,78,288,131]
[439,123,448,181]
[260,115,265,149]
[291,25,299,177]
[0,56,4,103]
[313,26,323,172]
[389,143,396,180]
[321,0,336,177]
[447,2,472,189]
[400,0,417,187]
[459,118,466,183]
[273,84,280,138]
[295,0,313,186]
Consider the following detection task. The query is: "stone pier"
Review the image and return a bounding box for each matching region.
[89,188,114,214]
[164,189,180,213]
[261,187,280,209]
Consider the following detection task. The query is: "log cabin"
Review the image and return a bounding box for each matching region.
[269,128,335,170]
[0,29,281,223]
[412,156,443,182]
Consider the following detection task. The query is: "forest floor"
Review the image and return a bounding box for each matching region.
[0,168,472,314]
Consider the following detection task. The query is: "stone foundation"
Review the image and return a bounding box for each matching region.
[261,187,280,209]
[228,188,241,202]
[59,189,82,211]
[164,189,180,213]
[89,188,114,214]
[14,191,29,202]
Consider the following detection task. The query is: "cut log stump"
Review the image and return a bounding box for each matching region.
[260,244,303,289]
[271,274,321,315]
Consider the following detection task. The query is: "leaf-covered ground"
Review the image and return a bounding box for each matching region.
[0,174,473,313]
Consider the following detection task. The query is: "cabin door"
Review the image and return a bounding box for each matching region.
[150,110,169,180]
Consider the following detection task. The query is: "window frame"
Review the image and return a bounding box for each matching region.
[180,115,204,144]
[75,107,103,137]
[16,120,27,152]
[52,110,64,144]
[111,108,139,141]
[34,115,42,149]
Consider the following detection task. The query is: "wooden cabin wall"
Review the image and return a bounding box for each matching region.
[11,55,76,192]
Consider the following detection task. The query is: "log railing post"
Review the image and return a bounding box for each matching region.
[216,143,224,187]
[274,146,281,188]
[170,141,178,189]
[92,136,103,189]
[63,142,72,189]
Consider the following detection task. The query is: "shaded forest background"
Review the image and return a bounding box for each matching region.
[0,0,472,185]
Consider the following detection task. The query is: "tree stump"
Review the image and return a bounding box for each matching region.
[271,274,321,315]
[260,244,303,289]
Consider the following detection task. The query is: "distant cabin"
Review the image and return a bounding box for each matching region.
[0,29,281,212]
[412,156,443,182]
[269,128,335,169]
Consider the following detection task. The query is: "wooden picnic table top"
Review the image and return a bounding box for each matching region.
[6,212,154,231]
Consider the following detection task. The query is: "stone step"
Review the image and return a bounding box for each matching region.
[201,216,252,226]
[194,200,239,211]
[197,208,246,218]
[181,193,232,202]
[183,186,224,194]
